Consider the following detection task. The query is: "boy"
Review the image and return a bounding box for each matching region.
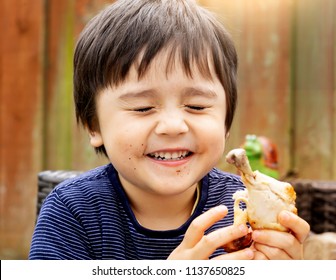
[29,0,309,260]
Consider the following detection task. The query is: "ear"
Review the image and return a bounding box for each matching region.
[89,130,104,147]
[225,131,230,140]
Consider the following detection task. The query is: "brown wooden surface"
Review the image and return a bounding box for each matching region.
[0,0,335,259]
[293,0,336,179]
[44,0,109,171]
[0,0,44,259]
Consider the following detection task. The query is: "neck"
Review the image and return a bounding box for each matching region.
[120,180,199,230]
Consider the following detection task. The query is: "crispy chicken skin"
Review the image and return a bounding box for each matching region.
[223,148,297,252]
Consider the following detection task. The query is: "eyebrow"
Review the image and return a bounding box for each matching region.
[118,90,156,101]
[182,87,218,99]
[118,86,218,101]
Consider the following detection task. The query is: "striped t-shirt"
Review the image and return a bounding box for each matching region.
[29,164,245,259]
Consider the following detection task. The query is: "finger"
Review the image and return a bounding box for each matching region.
[252,230,302,259]
[278,211,310,244]
[253,242,291,260]
[252,250,269,260]
[184,205,228,248]
[249,242,268,260]
[212,248,254,260]
[192,224,249,258]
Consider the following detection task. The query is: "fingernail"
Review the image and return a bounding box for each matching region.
[216,205,228,214]
[219,205,228,211]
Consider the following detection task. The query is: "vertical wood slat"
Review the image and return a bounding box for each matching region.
[293,0,336,179]
[44,0,76,170]
[44,0,110,171]
[0,0,44,259]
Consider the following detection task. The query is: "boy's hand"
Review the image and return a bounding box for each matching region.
[167,205,254,260]
[251,210,310,260]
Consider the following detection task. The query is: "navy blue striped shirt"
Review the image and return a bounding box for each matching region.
[29,164,245,259]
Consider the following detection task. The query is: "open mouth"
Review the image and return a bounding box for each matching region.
[147,150,193,161]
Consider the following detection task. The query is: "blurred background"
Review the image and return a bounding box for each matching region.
[0,0,335,259]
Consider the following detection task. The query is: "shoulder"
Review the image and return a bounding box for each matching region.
[208,167,245,190]
[36,164,119,234]
[40,164,114,214]
[53,164,111,195]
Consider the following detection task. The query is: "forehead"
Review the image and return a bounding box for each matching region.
[131,45,216,82]
[107,48,226,102]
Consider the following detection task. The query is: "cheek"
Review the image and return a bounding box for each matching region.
[107,140,140,175]
[109,132,145,160]
[206,125,227,161]
[198,118,226,147]
[210,136,226,156]
[204,125,224,139]
[109,119,149,155]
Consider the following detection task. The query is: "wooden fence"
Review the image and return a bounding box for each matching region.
[0,0,335,259]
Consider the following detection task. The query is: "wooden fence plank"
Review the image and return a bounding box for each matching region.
[0,0,44,259]
[44,0,76,170]
[44,0,110,171]
[293,0,336,179]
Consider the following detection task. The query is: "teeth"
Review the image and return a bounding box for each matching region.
[149,151,190,160]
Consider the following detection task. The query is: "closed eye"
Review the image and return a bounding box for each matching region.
[185,105,206,111]
[133,107,155,112]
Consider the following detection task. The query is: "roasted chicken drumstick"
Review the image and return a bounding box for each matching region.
[223,148,297,252]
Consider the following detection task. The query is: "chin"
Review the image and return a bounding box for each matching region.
[146,176,199,195]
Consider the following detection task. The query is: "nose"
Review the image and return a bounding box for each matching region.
[155,110,189,136]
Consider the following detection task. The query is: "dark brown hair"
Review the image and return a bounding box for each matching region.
[74,0,238,155]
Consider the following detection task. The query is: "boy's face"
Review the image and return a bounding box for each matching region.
[90,51,227,196]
